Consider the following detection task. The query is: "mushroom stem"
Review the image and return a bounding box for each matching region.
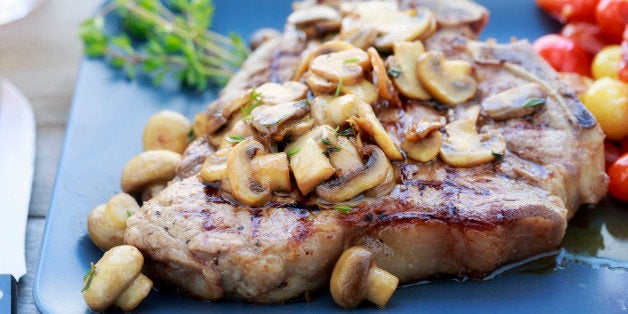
[365,267,399,308]
[114,273,153,312]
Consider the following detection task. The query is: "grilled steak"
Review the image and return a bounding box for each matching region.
[125,0,607,304]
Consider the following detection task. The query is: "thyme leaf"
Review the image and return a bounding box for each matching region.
[286,147,301,157]
[334,205,354,213]
[387,67,402,78]
[334,77,343,97]
[227,135,245,143]
[523,98,546,108]
[82,263,97,292]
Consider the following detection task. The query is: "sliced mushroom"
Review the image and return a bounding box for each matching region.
[363,165,396,198]
[404,116,447,140]
[330,246,399,308]
[250,99,310,141]
[324,94,361,126]
[121,150,182,195]
[416,51,478,105]
[217,119,263,149]
[367,47,400,107]
[226,140,272,207]
[204,90,253,134]
[306,72,338,95]
[329,137,364,177]
[294,41,357,81]
[251,152,291,192]
[200,147,231,183]
[256,81,308,105]
[285,125,337,195]
[439,106,506,167]
[310,48,370,85]
[481,83,547,120]
[310,95,335,126]
[374,8,437,50]
[340,22,378,50]
[402,130,443,163]
[287,5,341,27]
[350,102,403,160]
[316,145,392,203]
[341,79,378,105]
[388,41,431,100]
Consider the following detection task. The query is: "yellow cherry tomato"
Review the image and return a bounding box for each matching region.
[582,77,628,141]
[591,45,622,80]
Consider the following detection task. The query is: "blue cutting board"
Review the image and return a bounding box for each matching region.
[33,0,628,313]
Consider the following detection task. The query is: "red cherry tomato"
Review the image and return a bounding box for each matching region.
[608,152,628,202]
[605,140,621,169]
[536,0,599,23]
[595,0,628,43]
[620,27,628,82]
[533,34,593,76]
[561,22,609,55]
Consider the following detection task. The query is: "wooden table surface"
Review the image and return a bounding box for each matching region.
[0,0,99,312]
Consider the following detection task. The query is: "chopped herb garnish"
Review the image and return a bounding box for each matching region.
[187,128,195,142]
[242,114,253,121]
[241,89,263,116]
[492,150,504,160]
[82,262,96,292]
[227,135,245,143]
[287,147,301,157]
[337,127,355,137]
[321,138,332,146]
[334,77,343,97]
[126,210,133,217]
[321,138,340,156]
[523,98,546,108]
[387,67,402,78]
[334,205,354,213]
[343,57,360,64]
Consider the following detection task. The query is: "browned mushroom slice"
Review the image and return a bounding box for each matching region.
[324,94,360,126]
[294,41,357,81]
[329,137,364,177]
[204,90,253,134]
[256,81,308,105]
[481,83,547,121]
[286,125,337,195]
[402,130,443,163]
[310,49,370,85]
[251,152,291,192]
[226,140,272,206]
[340,79,378,105]
[316,145,392,203]
[200,147,231,183]
[305,72,338,95]
[351,102,403,160]
[288,5,341,26]
[367,47,400,107]
[250,100,310,141]
[404,116,447,140]
[439,106,506,167]
[388,41,431,100]
[416,51,478,105]
[363,165,396,198]
[374,8,437,50]
[216,119,264,149]
[310,95,335,126]
[340,22,378,50]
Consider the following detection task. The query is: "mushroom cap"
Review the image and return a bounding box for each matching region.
[226,139,272,206]
[416,50,478,105]
[120,150,182,194]
[330,246,374,308]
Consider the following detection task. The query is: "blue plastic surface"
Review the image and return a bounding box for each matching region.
[34,1,628,313]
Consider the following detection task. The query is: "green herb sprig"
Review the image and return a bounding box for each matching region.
[334,205,354,213]
[82,262,97,292]
[79,0,249,91]
[241,88,263,120]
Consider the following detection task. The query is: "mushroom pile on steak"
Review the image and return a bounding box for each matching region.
[125,0,608,305]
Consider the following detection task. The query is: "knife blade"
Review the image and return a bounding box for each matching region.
[0,79,36,314]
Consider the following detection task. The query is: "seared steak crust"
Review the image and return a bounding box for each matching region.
[126,0,607,304]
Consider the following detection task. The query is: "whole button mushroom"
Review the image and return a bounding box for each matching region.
[120,150,182,200]
[142,110,192,154]
[87,193,140,251]
[330,246,399,308]
[82,245,153,312]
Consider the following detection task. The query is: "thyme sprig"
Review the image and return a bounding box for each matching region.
[79,0,249,91]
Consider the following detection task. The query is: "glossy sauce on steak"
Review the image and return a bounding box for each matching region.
[125,0,607,304]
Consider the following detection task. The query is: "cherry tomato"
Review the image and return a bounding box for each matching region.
[561,22,609,55]
[533,34,593,76]
[536,0,599,23]
[595,0,628,43]
[592,45,622,79]
[607,152,628,202]
[605,140,621,169]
